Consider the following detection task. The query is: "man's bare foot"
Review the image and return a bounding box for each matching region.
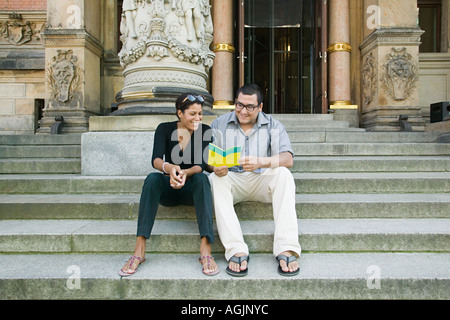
[277,251,299,275]
[226,252,249,276]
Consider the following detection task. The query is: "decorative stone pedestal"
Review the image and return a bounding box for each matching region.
[37,1,103,134]
[81,114,217,175]
[360,1,425,131]
[360,30,425,131]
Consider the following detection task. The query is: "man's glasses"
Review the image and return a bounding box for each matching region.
[182,94,205,104]
[235,101,260,112]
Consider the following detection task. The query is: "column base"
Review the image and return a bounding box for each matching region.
[114,86,214,115]
[361,106,425,132]
[36,108,98,134]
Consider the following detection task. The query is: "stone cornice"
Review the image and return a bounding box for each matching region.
[42,29,103,57]
[360,27,425,54]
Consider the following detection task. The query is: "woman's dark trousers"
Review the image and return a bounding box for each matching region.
[136,172,215,244]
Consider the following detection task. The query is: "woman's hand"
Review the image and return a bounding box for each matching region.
[169,165,186,189]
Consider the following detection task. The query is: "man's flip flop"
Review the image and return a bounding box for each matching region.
[118,255,146,277]
[198,255,220,276]
[276,254,299,277]
[226,255,249,277]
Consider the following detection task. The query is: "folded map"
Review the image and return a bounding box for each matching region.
[208,143,242,167]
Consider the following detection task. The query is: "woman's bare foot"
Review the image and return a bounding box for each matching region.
[199,237,219,275]
[119,236,146,275]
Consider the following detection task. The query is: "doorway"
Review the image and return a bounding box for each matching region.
[236,0,324,114]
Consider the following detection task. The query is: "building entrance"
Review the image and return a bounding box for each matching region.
[237,0,324,114]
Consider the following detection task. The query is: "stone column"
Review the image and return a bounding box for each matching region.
[359,0,424,131]
[211,0,235,109]
[38,0,103,134]
[327,0,359,126]
[114,0,215,115]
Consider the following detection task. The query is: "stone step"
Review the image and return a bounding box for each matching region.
[0,158,81,174]
[272,114,335,121]
[0,134,81,145]
[292,143,450,156]
[293,156,450,172]
[287,131,442,143]
[2,152,449,175]
[1,172,450,194]
[1,193,449,220]
[294,172,450,194]
[271,114,363,131]
[276,119,355,130]
[0,219,448,254]
[0,145,81,158]
[0,252,449,299]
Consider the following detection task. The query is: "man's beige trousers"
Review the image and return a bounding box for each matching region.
[209,167,302,261]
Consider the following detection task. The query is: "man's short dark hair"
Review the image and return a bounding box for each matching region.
[236,84,263,105]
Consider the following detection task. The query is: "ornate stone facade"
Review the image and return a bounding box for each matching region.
[1,0,450,134]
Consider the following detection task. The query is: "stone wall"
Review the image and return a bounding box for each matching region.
[0,0,46,10]
[0,10,46,134]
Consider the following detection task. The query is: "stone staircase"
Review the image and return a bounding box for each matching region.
[0,114,449,300]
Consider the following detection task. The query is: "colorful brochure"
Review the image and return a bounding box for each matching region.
[208,143,241,167]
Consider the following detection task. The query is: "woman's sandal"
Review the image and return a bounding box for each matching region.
[226,255,249,277]
[276,254,299,277]
[198,255,220,276]
[118,255,146,277]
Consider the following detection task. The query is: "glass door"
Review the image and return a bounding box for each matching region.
[238,0,317,114]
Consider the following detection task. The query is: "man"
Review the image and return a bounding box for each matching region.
[208,84,301,277]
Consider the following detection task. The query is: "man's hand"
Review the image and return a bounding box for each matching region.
[239,156,263,172]
[239,153,293,171]
[213,165,229,177]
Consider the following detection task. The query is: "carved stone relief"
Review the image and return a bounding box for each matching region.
[382,47,418,101]
[47,50,83,108]
[362,52,377,106]
[0,15,45,46]
[118,0,214,70]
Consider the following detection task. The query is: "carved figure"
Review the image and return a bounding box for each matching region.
[176,0,203,41]
[118,0,214,68]
[123,0,138,39]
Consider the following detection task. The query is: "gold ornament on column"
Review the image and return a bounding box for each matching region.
[212,43,235,53]
[327,42,352,54]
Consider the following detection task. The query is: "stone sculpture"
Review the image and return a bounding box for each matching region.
[116,0,215,113]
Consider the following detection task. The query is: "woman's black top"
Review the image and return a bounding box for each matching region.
[151,121,212,171]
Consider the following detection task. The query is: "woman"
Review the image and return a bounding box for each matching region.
[119,93,219,276]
